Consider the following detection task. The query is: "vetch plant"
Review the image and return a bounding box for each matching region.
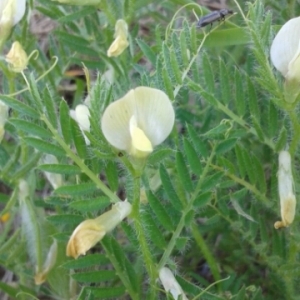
[3,1,300,299]
[101,86,175,159]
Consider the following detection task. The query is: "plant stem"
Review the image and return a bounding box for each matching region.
[41,115,120,203]
[287,109,300,157]
[131,175,157,299]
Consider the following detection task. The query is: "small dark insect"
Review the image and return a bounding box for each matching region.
[197,9,233,28]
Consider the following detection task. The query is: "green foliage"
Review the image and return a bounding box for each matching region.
[1,0,300,299]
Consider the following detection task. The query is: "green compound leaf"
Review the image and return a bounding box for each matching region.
[9,119,52,139]
[0,95,39,119]
[24,137,65,157]
[68,196,110,213]
[38,164,81,175]
[54,182,97,196]
[146,190,174,231]
[143,209,166,250]
[136,38,156,66]
[193,192,212,208]
[88,286,126,299]
[183,138,202,176]
[216,138,237,155]
[62,254,109,269]
[159,164,182,211]
[175,151,193,193]
[72,270,117,283]
[148,148,174,165]
[47,214,84,226]
[105,160,119,192]
[70,118,88,159]
[43,87,58,129]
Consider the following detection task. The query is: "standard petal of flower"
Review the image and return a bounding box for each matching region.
[132,87,175,146]
[12,0,26,25]
[0,0,26,26]
[66,219,106,259]
[101,89,136,151]
[270,16,300,78]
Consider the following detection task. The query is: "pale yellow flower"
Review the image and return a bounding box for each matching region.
[101,87,175,158]
[66,201,132,259]
[159,267,188,300]
[107,19,129,57]
[270,17,300,82]
[5,41,28,72]
[274,151,296,229]
[270,17,300,102]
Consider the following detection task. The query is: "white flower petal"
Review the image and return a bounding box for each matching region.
[101,87,175,153]
[12,0,26,25]
[75,104,90,131]
[270,16,300,78]
[275,150,296,229]
[159,267,188,300]
[133,87,175,146]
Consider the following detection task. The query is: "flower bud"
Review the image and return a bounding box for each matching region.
[70,104,90,145]
[159,267,188,300]
[107,19,129,57]
[66,201,132,258]
[274,151,296,229]
[5,41,28,72]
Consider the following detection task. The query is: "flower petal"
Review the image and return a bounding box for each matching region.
[129,115,153,157]
[132,87,175,146]
[75,104,90,131]
[270,16,300,78]
[66,219,106,259]
[159,267,188,300]
[101,87,175,152]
